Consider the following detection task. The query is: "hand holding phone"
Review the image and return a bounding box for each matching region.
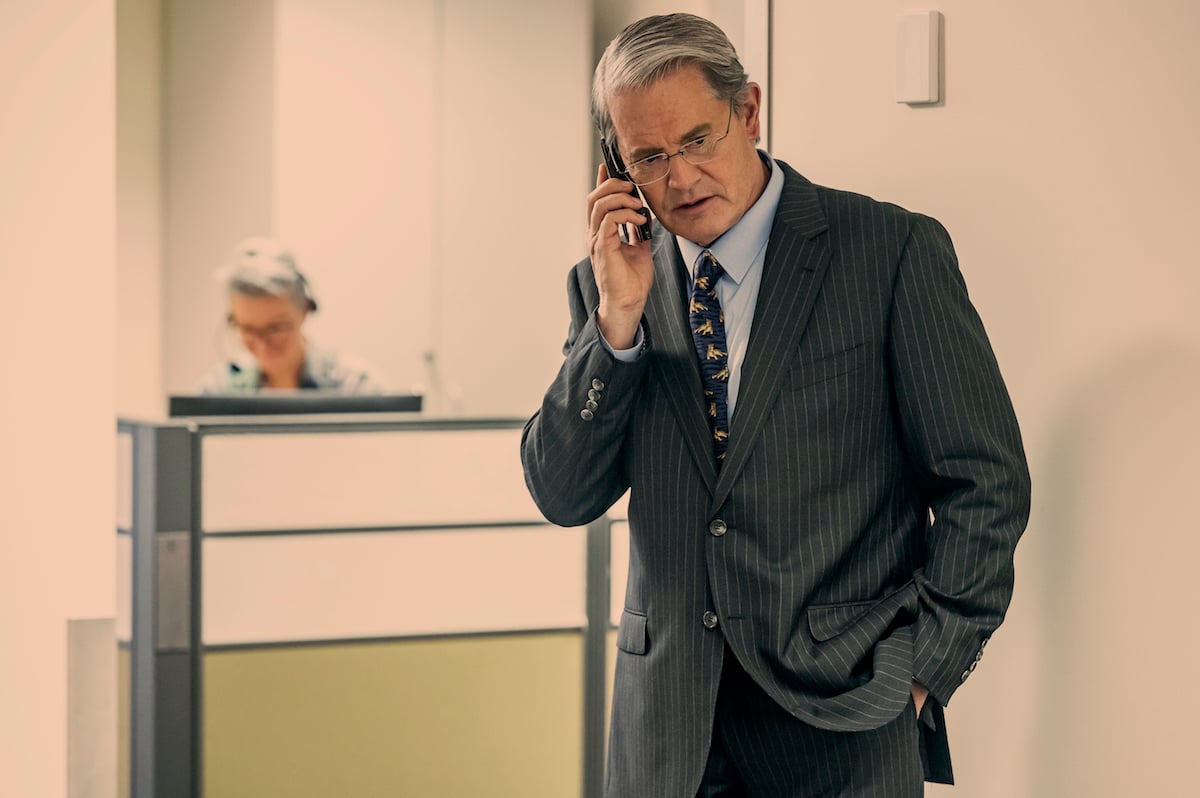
[600,138,653,243]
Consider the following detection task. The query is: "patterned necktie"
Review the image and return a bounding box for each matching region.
[689,250,730,462]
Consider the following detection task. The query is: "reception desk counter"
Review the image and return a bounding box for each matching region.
[117,415,628,798]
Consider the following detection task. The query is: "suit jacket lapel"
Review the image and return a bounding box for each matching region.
[713,165,832,509]
[645,231,719,491]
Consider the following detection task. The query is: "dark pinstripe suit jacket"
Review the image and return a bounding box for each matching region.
[521,161,1031,798]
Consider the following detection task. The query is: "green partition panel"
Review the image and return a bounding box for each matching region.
[118,646,130,798]
[205,633,584,797]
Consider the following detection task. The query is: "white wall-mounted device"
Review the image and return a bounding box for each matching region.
[896,10,942,105]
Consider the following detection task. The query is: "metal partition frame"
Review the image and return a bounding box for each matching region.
[119,420,198,798]
[119,416,616,798]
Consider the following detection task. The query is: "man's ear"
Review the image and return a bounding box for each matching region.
[740,82,763,141]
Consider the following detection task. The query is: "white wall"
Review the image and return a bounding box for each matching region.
[429,0,591,417]
[0,1,118,795]
[772,2,1200,795]
[117,0,163,418]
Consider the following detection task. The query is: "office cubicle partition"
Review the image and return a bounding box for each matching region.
[117,417,626,798]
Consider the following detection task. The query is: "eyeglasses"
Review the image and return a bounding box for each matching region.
[622,101,735,186]
[228,316,298,345]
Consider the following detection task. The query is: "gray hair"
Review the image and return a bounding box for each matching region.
[591,13,750,142]
[220,236,317,312]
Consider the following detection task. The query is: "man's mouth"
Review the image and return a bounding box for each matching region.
[674,195,714,213]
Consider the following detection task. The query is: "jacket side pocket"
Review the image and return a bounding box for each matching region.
[616,609,648,655]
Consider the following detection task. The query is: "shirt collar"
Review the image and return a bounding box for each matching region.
[677,150,784,284]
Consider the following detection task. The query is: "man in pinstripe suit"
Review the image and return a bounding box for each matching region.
[521,14,1030,798]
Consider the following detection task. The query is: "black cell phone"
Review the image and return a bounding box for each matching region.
[600,137,653,243]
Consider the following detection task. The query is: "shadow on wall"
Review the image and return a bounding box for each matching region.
[1029,339,1200,797]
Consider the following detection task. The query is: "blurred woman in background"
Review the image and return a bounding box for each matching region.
[198,237,382,394]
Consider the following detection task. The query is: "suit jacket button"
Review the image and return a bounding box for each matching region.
[580,408,594,421]
[702,611,719,629]
[960,669,971,682]
[591,378,605,391]
[586,399,599,411]
[588,389,601,401]
[708,519,727,537]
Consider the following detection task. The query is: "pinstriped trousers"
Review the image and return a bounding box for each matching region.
[697,645,924,798]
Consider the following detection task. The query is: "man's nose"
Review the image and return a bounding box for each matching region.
[666,155,702,190]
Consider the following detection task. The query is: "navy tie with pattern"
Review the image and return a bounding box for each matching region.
[689,250,730,462]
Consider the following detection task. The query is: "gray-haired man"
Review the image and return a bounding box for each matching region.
[522,13,1030,797]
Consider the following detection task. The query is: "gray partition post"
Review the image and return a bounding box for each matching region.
[583,517,612,798]
[128,423,198,798]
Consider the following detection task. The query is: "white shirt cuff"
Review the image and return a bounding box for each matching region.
[600,324,646,362]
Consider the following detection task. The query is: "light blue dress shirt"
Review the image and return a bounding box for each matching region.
[607,151,785,420]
